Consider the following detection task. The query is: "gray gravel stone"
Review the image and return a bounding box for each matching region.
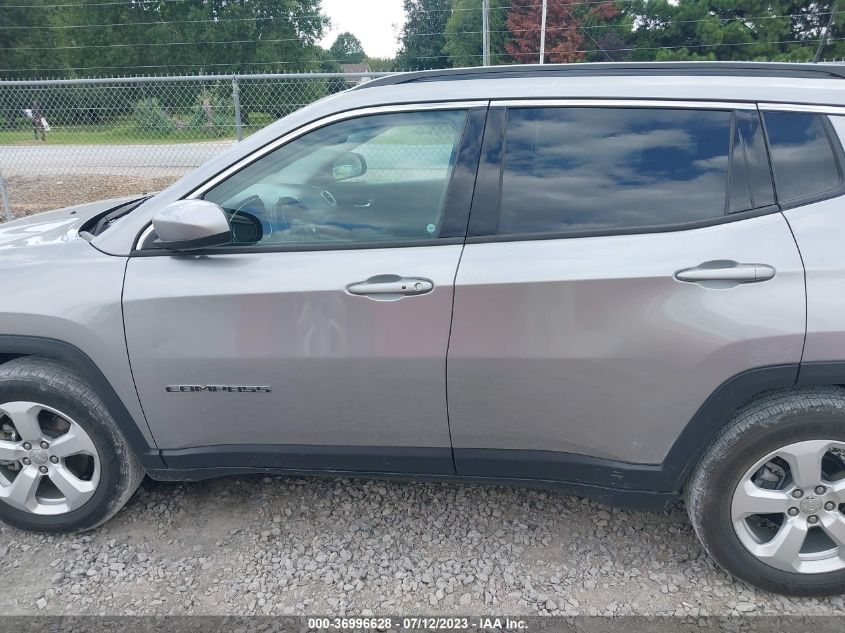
[1,475,843,616]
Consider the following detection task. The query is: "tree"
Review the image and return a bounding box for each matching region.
[444,0,510,67]
[506,0,619,63]
[0,0,65,80]
[0,0,330,78]
[329,32,366,63]
[395,0,453,70]
[624,0,840,62]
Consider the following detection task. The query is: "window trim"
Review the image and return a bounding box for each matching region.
[726,109,778,215]
[467,99,780,243]
[491,98,757,110]
[758,103,845,116]
[133,100,488,253]
[759,108,845,211]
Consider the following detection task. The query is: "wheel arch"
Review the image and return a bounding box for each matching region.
[668,362,845,492]
[0,336,163,470]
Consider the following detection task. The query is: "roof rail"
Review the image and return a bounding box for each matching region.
[356,61,845,90]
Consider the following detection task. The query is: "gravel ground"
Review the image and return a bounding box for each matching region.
[2,475,845,617]
[3,174,177,219]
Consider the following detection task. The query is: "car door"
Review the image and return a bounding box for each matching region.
[122,104,485,474]
[447,102,807,481]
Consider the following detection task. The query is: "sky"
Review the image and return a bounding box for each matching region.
[319,0,407,59]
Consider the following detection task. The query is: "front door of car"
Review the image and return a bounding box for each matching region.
[447,103,807,481]
[123,105,485,474]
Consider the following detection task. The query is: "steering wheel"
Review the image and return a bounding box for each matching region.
[269,185,339,238]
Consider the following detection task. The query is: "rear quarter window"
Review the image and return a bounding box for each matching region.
[763,111,843,205]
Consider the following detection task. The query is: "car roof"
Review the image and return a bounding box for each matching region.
[342,62,845,110]
[356,61,845,88]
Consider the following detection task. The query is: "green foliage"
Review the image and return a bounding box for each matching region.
[133,98,174,136]
[4,0,844,92]
[395,0,453,70]
[624,0,839,63]
[329,32,367,63]
[0,0,330,78]
[444,0,510,66]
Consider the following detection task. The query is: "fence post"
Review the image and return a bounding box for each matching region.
[0,168,12,222]
[232,77,243,142]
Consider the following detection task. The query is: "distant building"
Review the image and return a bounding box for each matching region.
[340,64,373,84]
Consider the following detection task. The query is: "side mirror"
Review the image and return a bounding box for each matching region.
[332,152,367,181]
[152,200,232,251]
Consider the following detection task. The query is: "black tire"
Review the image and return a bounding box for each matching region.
[686,386,845,596]
[0,356,144,533]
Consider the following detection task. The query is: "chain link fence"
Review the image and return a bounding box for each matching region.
[0,72,393,220]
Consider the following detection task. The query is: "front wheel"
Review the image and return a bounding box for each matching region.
[0,357,144,533]
[686,387,845,596]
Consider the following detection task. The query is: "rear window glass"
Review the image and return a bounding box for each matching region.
[763,111,842,204]
[497,107,732,235]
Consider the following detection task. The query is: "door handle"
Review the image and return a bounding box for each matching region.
[675,261,776,285]
[347,274,434,299]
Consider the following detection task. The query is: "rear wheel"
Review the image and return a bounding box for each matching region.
[0,357,144,533]
[686,387,845,596]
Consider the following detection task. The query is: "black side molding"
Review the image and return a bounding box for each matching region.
[0,335,163,469]
[161,444,455,475]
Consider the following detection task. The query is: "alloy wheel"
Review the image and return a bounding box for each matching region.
[0,401,100,515]
[731,439,845,574]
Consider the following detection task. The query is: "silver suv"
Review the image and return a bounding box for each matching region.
[2,62,845,596]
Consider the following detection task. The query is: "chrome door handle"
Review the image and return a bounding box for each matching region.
[347,275,434,299]
[675,261,776,284]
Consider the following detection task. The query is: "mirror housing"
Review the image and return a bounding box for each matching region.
[332,152,367,181]
[153,200,232,251]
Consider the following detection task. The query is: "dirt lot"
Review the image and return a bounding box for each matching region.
[3,174,177,219]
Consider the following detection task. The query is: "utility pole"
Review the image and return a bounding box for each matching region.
[814,1,839,63]
[539,0,548,64]
[482,0,491,66]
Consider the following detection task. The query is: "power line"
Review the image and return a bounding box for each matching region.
[553,0,613,62]
[5,13,839,51]
[11,36,311,51]
[3,11,835,35]
[0,0,630,12]
[0,14,319,29]
[3,36,842,74]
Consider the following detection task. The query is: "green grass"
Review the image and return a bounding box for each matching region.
[0,113,276,145]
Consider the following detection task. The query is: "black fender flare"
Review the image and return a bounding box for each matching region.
[660,364,798,491]
[664,361,845,490]
[0,335,163,470]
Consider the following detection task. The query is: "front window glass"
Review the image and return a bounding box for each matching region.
[203,110,467,246]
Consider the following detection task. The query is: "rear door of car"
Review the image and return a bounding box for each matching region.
[447,100,807,484]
